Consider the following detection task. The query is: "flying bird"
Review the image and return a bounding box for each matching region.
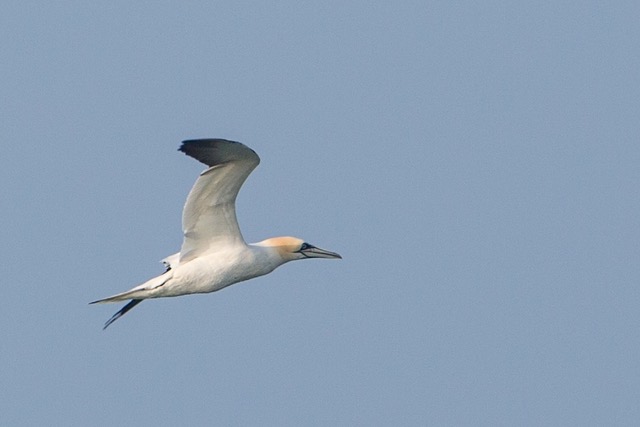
[91,139,341,329]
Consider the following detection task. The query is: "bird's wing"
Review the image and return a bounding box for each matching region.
[178,139,260,263]
[161,252,180,272]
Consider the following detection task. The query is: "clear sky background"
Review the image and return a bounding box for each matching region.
[2,1,639,425]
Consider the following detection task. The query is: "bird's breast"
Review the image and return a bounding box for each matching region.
[166,247,279,295]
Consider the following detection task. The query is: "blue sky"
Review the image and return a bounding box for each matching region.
[2,1,640,425]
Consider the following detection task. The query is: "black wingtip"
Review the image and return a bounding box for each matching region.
[102,299,143,330]
[177,138,259,168]
[178,138,237,153]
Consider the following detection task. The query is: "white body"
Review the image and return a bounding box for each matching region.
[131,244,283,299]
[92,139,341,329]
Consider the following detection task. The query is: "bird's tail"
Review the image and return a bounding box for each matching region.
[90,272,171,329]
[90,289,146,304]
[90,270,172,304]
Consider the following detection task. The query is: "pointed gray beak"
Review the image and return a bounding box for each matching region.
[300,246,342,259]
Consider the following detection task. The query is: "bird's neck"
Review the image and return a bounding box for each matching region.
[248,243,291,270]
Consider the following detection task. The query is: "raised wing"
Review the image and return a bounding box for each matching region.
[178,139,260,263]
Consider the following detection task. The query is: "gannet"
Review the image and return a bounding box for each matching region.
[91,139,341,329]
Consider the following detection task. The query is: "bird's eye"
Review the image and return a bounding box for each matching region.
[300,243,310,251]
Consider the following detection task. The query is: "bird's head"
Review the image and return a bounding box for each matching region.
[256,236,342,262]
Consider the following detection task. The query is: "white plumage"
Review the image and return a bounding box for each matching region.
[91,139,341,329]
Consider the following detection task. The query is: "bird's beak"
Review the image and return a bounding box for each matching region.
[301,246,342,259]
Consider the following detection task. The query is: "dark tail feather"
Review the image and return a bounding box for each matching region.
[103,299,143,330]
